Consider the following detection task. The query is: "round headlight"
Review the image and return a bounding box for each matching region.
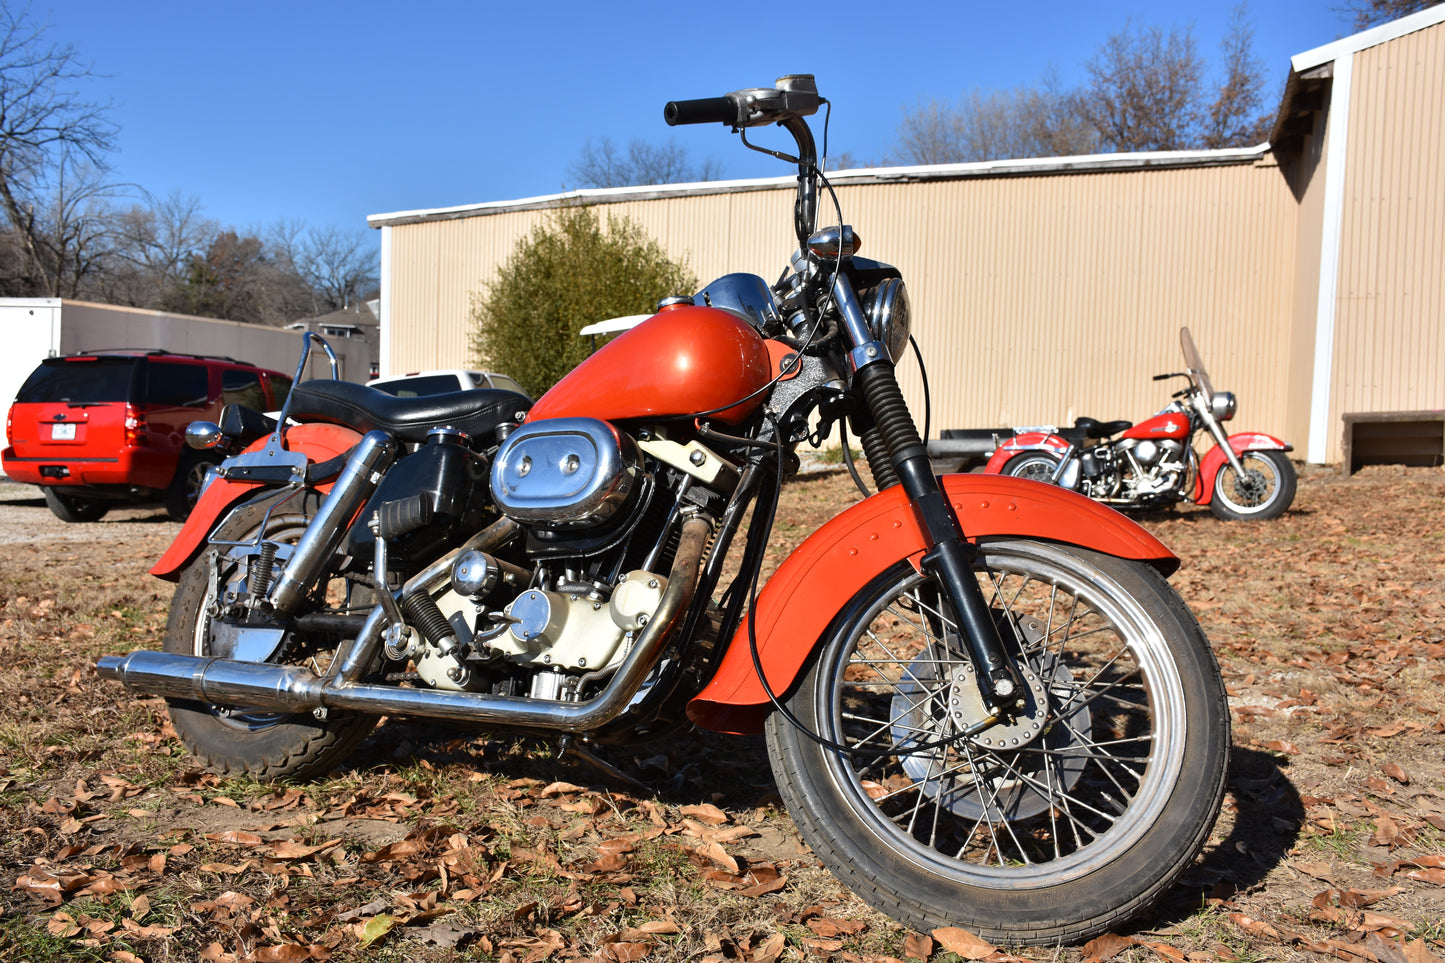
[1209,391,1237,422]
[863,278,911,362]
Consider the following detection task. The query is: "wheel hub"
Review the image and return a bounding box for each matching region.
[889,617,1093,821]
[944,661,1048,748]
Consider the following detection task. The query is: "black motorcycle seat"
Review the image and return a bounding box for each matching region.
[1074,417,1132,439]
[287,379,532,445]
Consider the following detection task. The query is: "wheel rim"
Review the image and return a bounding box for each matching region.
[189,502,338,731]
[182,460,214,512]
[814,542,1187,886]
[1215,453,1279,514]
[1008,456,1058,483]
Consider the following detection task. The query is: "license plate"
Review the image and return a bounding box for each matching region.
[50,422,76,440]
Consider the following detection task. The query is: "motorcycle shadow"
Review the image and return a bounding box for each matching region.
[349,719,778,808]
[1146,745,1304,930]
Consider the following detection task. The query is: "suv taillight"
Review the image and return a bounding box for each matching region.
[124,405,147,446]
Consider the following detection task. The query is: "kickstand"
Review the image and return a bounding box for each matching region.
[558,738,653,795]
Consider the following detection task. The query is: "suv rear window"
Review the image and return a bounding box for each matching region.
[146,361,209,407]
[15,357,138,404]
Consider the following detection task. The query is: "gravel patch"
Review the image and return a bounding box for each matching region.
[0,478,180,545]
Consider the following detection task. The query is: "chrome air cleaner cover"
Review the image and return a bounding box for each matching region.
[490,417,638,527]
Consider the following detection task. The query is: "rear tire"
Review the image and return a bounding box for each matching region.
[165,451,223,521]
[764,541,1230,944]
[1001,452,1061,483]
[42,488,109,523]
[163,489,377,780]
[1209,450,1296,521]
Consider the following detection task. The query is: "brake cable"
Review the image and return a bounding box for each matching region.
[744,408,996,759]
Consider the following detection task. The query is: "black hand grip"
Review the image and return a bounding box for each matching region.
[664,96,736,127]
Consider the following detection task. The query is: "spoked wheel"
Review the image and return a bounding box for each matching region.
[1001,452,1061,484]
[163,488,377,779]
[765,540,1230,944]
[1210,450,1296,521]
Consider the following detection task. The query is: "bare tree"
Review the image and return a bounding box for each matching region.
[568,137,720,188]
[295,225,376,311]
[1203,4,1273,148]
[1343,0,1439,29]
[1074,22,1205,152]
[106,191,217,307]
[893,75,1097,165]
[0,5,117,295]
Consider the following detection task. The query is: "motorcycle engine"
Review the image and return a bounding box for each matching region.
[1118,438,1188,497]
[403,418,737,700]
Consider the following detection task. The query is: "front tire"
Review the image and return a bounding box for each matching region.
[1001,452,1061,484]
[163,489,377,780]
[764,542,1230,944]
[1209,450,1295,521]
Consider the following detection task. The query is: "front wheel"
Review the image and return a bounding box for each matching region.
[1209,450,1296,521]
[764,542,1230,944]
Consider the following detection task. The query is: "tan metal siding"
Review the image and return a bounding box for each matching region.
[1331,21,1445,462]
[385,163,1298,447]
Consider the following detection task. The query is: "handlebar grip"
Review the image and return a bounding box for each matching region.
[664,96,736,127]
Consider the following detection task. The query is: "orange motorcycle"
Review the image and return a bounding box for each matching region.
[98,76,1228,943]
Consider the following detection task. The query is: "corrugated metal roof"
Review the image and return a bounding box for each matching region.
[366,147,1268,228]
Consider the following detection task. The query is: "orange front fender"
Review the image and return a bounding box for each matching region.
[150,424,364,581]
[686,474,1177,734]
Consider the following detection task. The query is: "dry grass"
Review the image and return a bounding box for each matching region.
[0,465,1442,962]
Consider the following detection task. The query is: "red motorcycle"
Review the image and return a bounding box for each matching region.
[984,327,1296,520]
[96,77,1228,944]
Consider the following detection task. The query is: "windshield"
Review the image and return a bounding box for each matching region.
[1179,328,1214,401]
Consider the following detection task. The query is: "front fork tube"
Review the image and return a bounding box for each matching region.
[1198,406,1248,477]
[854,362,1021,709]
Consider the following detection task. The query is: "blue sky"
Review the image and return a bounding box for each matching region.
[39,1,1360,241]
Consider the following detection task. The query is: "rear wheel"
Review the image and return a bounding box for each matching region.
[42,488,109,523]
[764,541,1230,944]
[165,451,223,521]
[1001,452,1061,484]
[163,489,377,779]
[1209,450,1295,521]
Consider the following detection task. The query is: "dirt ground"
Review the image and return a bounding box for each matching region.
[0,465,1442,963]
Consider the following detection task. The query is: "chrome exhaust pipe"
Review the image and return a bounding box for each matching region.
[97,515,712,733]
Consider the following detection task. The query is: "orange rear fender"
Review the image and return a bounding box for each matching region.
[686,474,1177,735]
[150,424,364,581]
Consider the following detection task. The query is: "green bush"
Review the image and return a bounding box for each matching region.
[469,206,696,397]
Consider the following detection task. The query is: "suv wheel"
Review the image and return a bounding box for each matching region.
[43,488,111,523]
[165,451,222,522]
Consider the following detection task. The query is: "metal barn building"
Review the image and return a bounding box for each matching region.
[369,8,1445,467]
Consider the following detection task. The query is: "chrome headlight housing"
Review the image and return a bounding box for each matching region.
[862,278,911,362]
[1209,391,1237,422]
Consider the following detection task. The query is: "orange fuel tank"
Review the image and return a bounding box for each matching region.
[528,304,772,426]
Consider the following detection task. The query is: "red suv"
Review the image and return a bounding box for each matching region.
[3,351,291,522]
